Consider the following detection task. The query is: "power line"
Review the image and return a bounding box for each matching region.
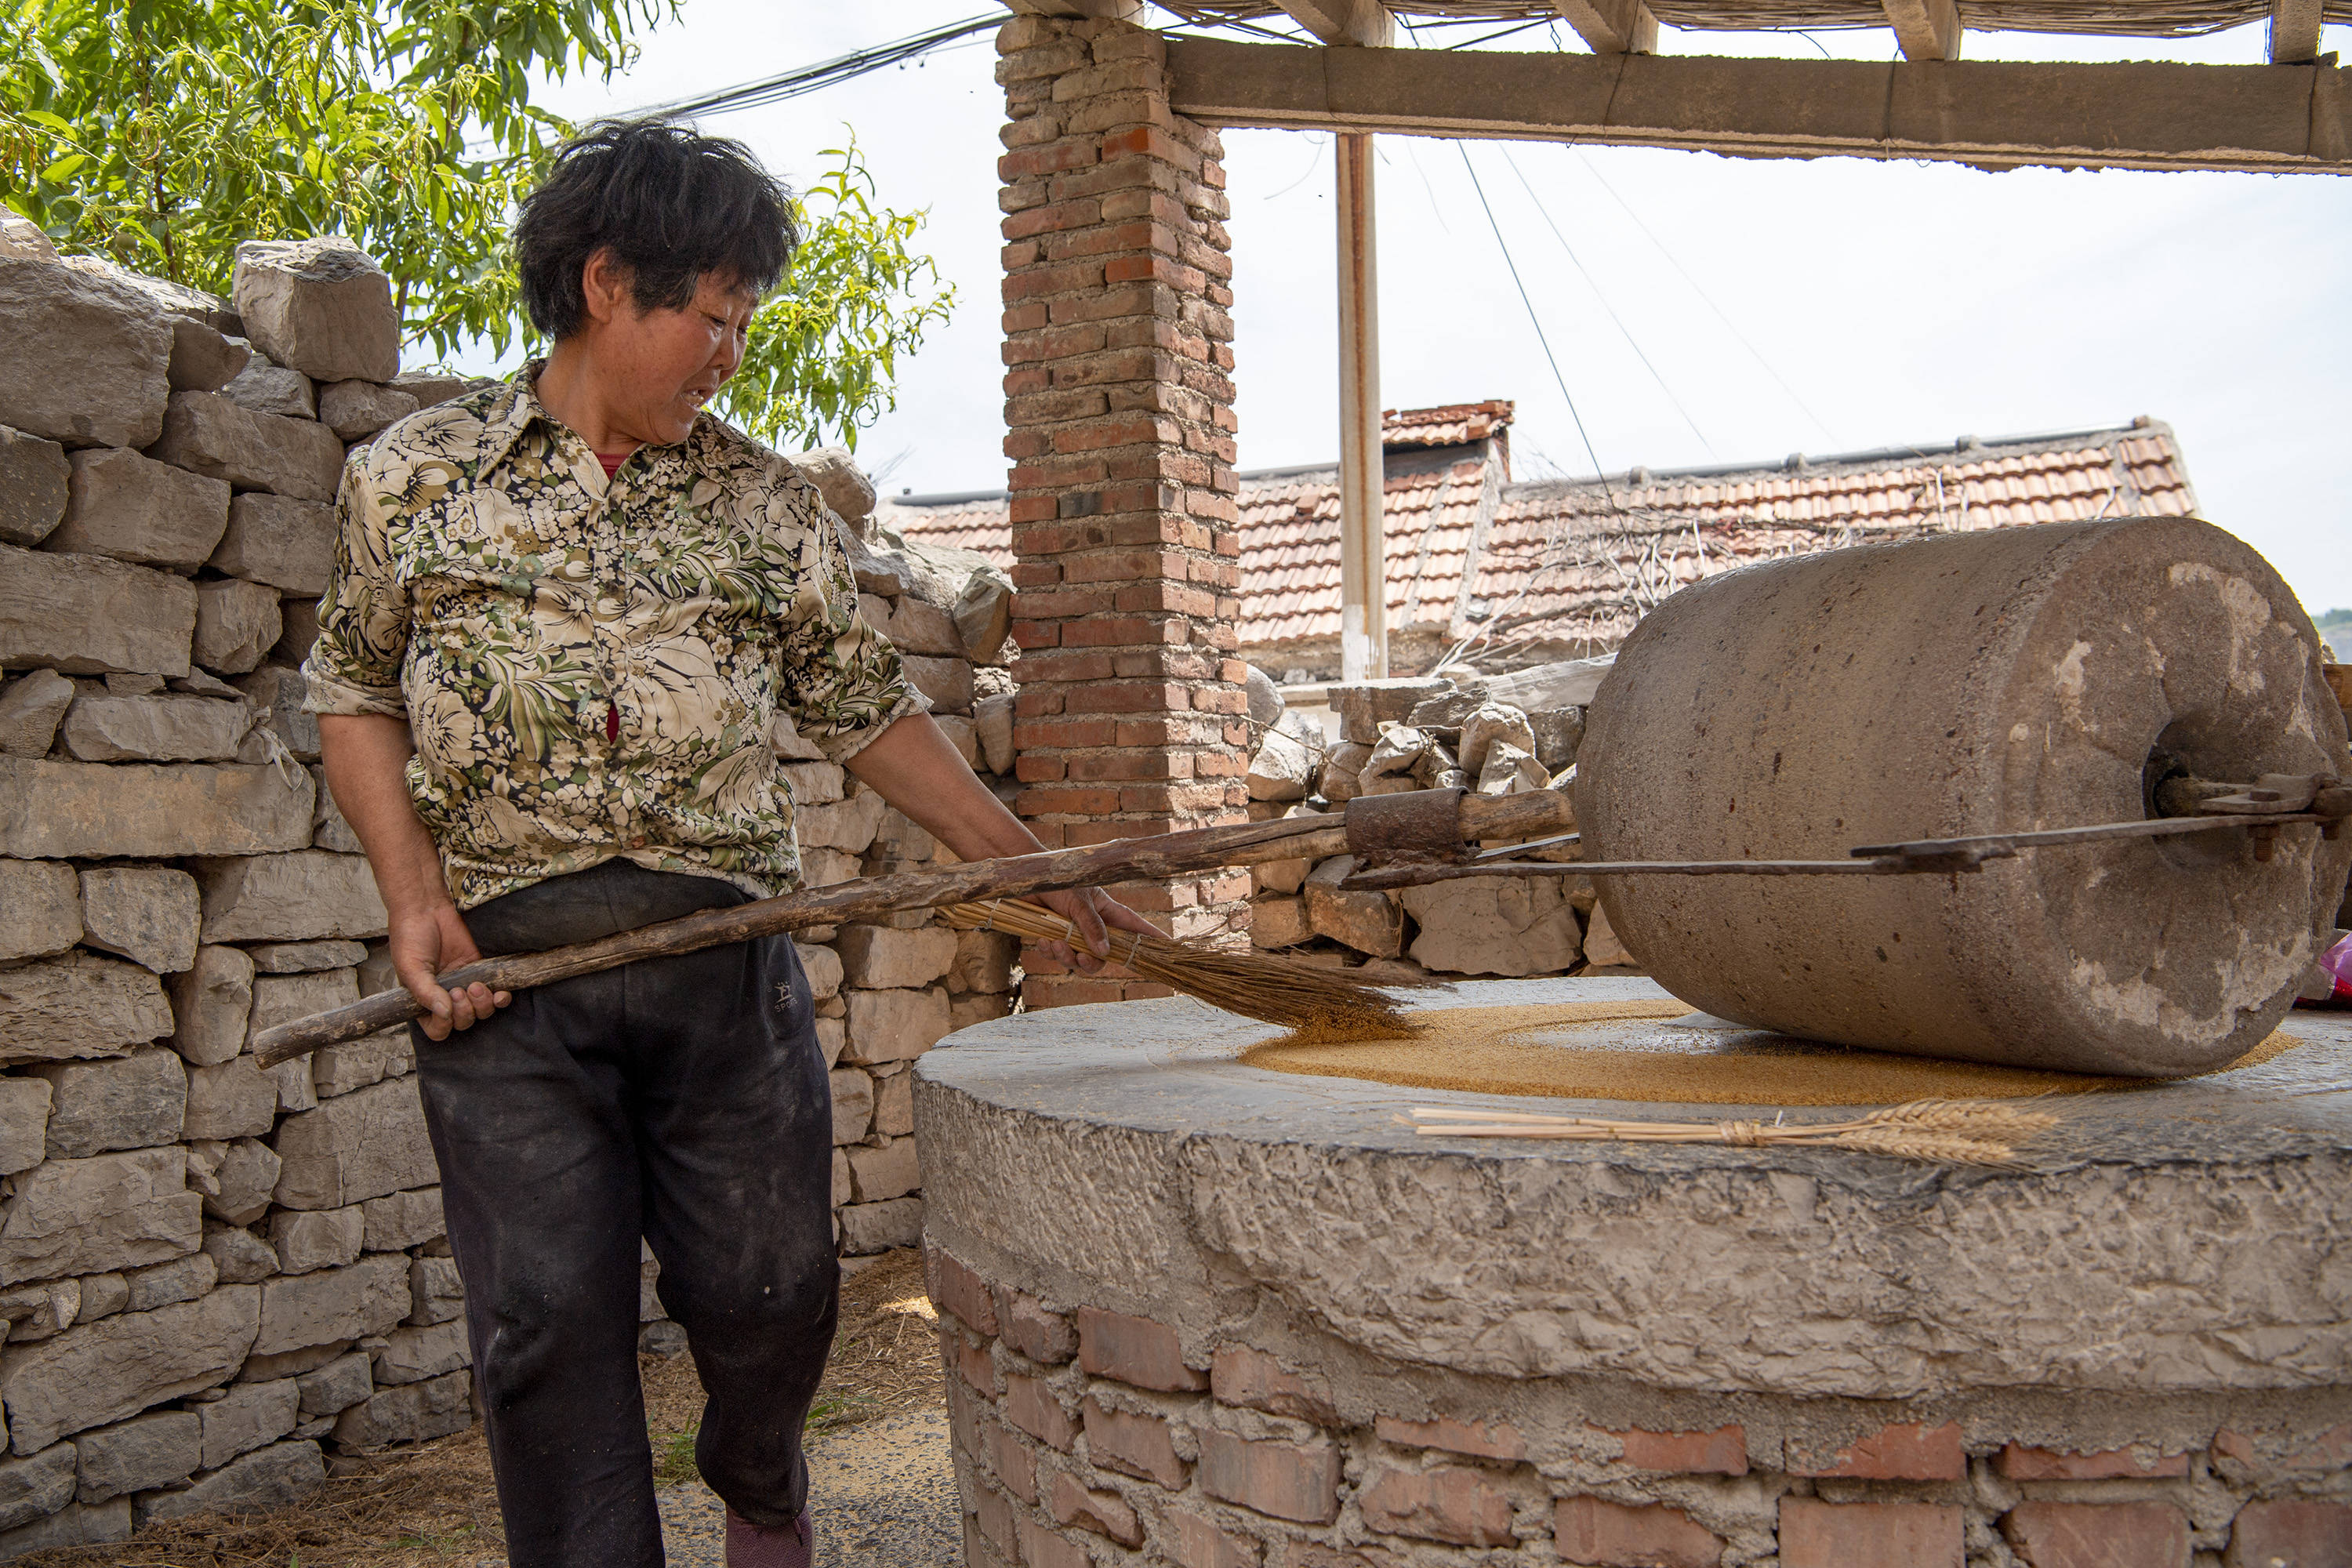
[1500,146,1716,456]
[1566,146,1845,446]
[1455,143,1614,502]
[625,14,1001,122]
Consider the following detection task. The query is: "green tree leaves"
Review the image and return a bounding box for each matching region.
[2,2,955,449]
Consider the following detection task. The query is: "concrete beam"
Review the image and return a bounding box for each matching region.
[1552,0,1657,55]
[1273,0,1397,48]
[2270,0,2324,64]
[1882,0,1962,61]
[1164,38,2352,175]
[1001,0,1147,19]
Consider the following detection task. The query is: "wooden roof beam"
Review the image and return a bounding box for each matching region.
[1165,39,2352,176]
[1273,0,1399,48]
[2270,0,2324,63]
[1001,0,1148,19]
[1552,0,1659,56]
[1883,0,1962,60]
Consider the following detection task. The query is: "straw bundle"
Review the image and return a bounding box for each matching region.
[1404,1098,2060,1164]
[940,899,1438,1039]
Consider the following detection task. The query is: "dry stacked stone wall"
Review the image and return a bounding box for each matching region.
[0,234,1006,1552]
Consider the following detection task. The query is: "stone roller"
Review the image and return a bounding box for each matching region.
[1576,515,2352,1076]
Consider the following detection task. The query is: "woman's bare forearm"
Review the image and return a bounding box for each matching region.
[843,713,1045,864]
[316,713,453,920]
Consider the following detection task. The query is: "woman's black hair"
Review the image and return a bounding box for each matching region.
[515,118,797,339]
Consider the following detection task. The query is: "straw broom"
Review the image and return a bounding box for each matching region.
[941,898,1439,1038]
[1403,1099,2060,1165]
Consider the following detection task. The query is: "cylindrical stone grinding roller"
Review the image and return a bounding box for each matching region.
[1576,516,2352,1076]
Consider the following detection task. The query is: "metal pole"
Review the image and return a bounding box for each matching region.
[1335,130,1385,681]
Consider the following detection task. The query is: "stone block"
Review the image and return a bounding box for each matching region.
[0,1147,200,1286]
[78,866,202,972]
[796,942,844,999]
[0,545,196,677]
[247,970,361,1056]
[78,1273,129,1322]
[311,1029,412,1098]
[208,493,337,597]
[1401,874,1581,977]
[232,238,400,384]
[1361,1464,1515,1546]
[797,790,888,851]
[837,1196,922,1255]
[331,1369,472,1449]
[238,1341,350,1384]
[0,255,172,449]
[221,358,315,419]
[196,1137,282,1227]
[0,1284,260,1453]
[246,940,366,975]
[201,1221,279,1283]
[1077,1305,1203,1392]
[948,929,1018,994]
[0,1443,74,1530]
[0,1497,130,1553]
[372,1319,469,1387]
[74,1410,200,1504]
[838,925,959,989]
[0,1080,49,1177]
[60,691,248,763]
[1581,900,1635,969]
[388,371,492,409]
[788,447,876,522]
[0,758,313,859]
[0,426,70,547]
[934,713,979,767]
[49,447,232,571]
[1778,1498,1962,1568]
[903,655,974,714]
[0,953,176,1065]
[0,860,81,961]
[166,317,250,394]
[1247,726,1317,802]
[0,1279,82,1344]
[830,1068,873,1145]
[842,986,952,1065]
[253,1254,408,1357]
[270,1073,431,1210]
[169,946,255,1067]
[816,1015,847,1065]
[874,1067,913,1136]
[294,1348,372,1415]
[1555,1496,1723,1568]
[126,1251,216,1312]
[1198,1428,1340,1525]
[198,1378,299,1471]
[780,759,847,807]
[975,692,1014,775]
[135,1437,323,1525]
[316,379,418,441]
[28,1051,187,1158]
[0,669,74,757]
[358,1188,442,1253]
[1249,895,1311,949]
[1336,677,1453,744]
[268,1206,363,1276]
[193,578,282,674]
[147,391,345,504]
[1304,855,1403,958]
[198,851,387,942]
[267,1054,315,1115]
[948,993,1010,1033]
[848,1138,922,1203]
[407,1254,464,1327]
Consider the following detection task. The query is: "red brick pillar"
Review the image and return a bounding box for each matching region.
[996,15,1249,1006]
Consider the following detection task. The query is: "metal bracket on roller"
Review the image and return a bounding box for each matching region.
[1345,786,1472,867]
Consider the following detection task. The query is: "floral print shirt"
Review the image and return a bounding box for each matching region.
[302,365,922,909]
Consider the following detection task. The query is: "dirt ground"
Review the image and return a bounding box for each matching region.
[24,1248,949,1568]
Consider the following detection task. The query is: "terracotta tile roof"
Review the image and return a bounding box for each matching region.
[877,411,2199,667]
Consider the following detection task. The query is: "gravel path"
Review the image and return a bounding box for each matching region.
[659,1408,961,1567]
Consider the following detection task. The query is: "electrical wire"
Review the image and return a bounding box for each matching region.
[1500,145,1716,456]
[626,14,1002,122]
[1455,142,1614,501]
[1565,147,1844,446]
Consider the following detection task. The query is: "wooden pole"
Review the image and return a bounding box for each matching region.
[252,788,1573,1066]
[1336,129,1386,681]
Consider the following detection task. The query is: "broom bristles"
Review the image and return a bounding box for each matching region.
[940,898,1439,1037]
[1403,1098,2060,1165]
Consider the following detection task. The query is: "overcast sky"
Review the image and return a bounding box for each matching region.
[507,4,2352,620]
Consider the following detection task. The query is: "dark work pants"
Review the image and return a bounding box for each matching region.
[412,859,837,1568]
